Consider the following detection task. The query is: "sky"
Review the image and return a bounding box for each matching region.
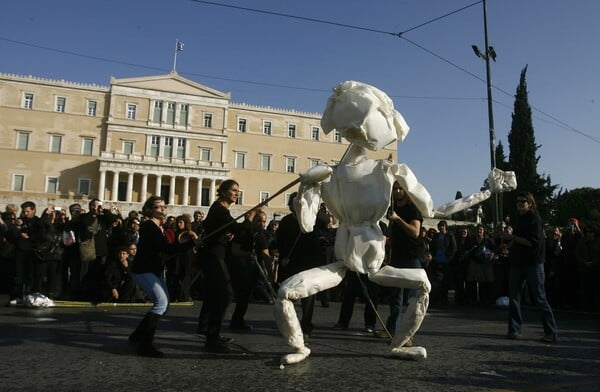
[1,0,598,208]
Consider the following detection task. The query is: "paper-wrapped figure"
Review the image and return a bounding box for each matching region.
[274,81,515,366]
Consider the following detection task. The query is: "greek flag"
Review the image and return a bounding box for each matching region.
[176,41,184,51]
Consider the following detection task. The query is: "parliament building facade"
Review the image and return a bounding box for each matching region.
[0,71,396,217]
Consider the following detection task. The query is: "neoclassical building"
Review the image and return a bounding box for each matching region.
[0,71,396,217]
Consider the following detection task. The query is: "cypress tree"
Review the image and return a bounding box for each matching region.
[506,65,556,219]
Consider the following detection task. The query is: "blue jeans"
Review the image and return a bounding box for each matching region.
[385,258,422,333]
[133,272,170,315]
[507,263,557,336]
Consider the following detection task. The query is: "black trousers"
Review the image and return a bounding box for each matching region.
[337,272,378,328]
[198,252,233,340]
[228,255,257,325]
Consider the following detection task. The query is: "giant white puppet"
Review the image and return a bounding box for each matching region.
[274,81,515,366]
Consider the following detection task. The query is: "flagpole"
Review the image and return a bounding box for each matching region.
[173,39,179,72]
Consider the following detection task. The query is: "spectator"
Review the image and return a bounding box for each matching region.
[428,220,457,304]
[465,224,496,306]
[7,201,39,304]
[452,226,472,305]
[103,246,141,303]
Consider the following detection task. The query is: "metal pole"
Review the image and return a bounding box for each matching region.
[482,0,500,226]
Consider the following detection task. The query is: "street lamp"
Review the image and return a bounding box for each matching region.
[472,0,500,227]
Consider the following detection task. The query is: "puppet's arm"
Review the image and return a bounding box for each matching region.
[293,165,332,233]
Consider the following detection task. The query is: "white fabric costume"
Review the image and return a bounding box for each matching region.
[274,81,516,365]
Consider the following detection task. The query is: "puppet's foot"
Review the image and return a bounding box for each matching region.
[280,346,311,365]
[390,346,427,360]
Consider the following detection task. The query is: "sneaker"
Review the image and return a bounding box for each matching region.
[205,340,231,353]
[374,330,391,339]
[332,322,348,330]
[540,333,558,343]
[506,331,520,340]
[8,299,18,306]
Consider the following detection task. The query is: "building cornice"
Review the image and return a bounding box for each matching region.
[0,72,109,92]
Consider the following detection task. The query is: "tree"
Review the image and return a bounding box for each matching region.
[552,187,600,227]
[505,65,557,220]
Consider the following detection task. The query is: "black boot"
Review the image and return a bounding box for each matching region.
[205,334,231,353]
[129,312,152,344]
[134,312,164,358]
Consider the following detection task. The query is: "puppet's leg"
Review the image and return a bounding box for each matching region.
[275,261,346,365]
[369,266,431,360]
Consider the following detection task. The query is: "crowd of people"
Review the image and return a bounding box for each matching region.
[1,187,598,354]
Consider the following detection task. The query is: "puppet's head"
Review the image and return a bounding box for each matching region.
[320,81,409,151]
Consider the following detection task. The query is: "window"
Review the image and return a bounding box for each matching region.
[166,102,176,125]
[22,93,33,109]
[126,103,137,120]
[50,135,62,153]
[55,97,66,113]
[176,138,186,158]
[287,123,296,138]
[260,154,271,171]
[237,118,247,133]
[260,191,270,206]
[179,104,189,126]
[309,159,320,168]
[78,178,91,196]
[334,130,342,143]
[263,121,272,135]
[236,190,244,205]
[82,138,93,155]
[200,148,211,161]
[311,126,320,141]
[152,101,163,123]
[164,137,173,157]
[12,174,24,191]
[203,113,213,128]
[87,100,97,116]
[123,141,134,155]
[46,177,58,194]
[16,132,29,150]
[286,157,296,173]
[235,152,246,168]
[150,136,160,157]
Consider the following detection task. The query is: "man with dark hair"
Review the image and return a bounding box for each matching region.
[428,220,456,304]
[7,201,39,304]
[191,210,205,238]
[76,198,118,302]
[276,192,322,339]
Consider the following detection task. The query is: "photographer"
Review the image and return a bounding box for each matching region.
[76,199,119,302]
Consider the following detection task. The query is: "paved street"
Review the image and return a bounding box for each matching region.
[1,295,598,392]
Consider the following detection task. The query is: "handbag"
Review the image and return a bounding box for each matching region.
[34,238,64,262]
[79,238,96,262]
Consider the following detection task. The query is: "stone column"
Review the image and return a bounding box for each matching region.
[155,174,162,196]
[98,170,106,201]
[126,172,134,203]
[182,176,190,206]
[209,179,216,205]
[140,173,148,202]
[169,176,176,205]
[111,170,120,202]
